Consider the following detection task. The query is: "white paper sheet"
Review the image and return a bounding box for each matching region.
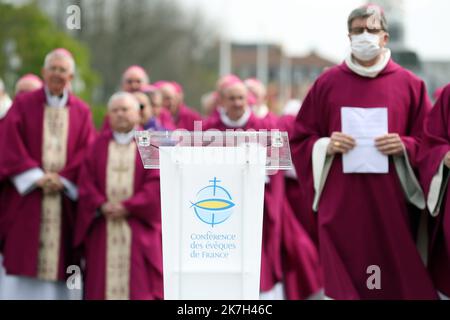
[341,107,388,174]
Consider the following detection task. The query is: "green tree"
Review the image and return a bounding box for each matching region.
[36,0,219,110]
[0,1,98,101]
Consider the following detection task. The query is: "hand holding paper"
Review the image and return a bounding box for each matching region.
[375,133,404,156]
[327,132,356,155]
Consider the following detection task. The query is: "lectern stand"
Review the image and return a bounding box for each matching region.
[135,130,292,300]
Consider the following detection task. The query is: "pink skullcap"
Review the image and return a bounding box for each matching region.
[52,48,73,59]
[124,65,147,74]
[123,65,149,83]
[216,74,240,91]
[152,80,170,89]
[154,81,178,95]
[219,77,244,92]
[19,73,43,85]
[171,81,183,94]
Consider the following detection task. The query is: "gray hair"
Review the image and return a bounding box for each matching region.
[107,91,140,111]
[43,50,76,74]
[347,5,389,32]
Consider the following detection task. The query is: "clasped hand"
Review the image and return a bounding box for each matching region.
[327,132,404,156]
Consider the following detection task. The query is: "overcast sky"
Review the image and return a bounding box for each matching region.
[178,0,450,63]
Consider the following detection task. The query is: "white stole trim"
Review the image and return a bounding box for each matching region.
[0,95,12,119]
[393,147,425,209]
[312,138,334,212]
[416,211,429,265]
[345,48,391,78]
[438,291,450,300]
[37,105,69,281]
[105,141,135,300]
[427,159,449,217]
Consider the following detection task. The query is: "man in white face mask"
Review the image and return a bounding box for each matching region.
[347,5,390,74]
[290,4,437,299]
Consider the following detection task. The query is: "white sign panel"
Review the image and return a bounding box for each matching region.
[159,146,266,300]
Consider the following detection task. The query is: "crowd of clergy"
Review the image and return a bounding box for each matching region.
[0,4,449,300]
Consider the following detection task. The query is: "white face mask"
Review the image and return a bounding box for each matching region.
[351,31,382,62]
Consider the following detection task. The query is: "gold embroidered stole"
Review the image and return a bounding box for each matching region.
[105,141,136,300]
[38,106,69,281]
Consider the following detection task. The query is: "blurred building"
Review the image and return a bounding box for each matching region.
[373,0,449,98]
[372,0,422,74]
[423,60,450,100]
[228,42,336,112]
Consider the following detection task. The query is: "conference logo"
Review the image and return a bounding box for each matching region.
[190,177,235,227]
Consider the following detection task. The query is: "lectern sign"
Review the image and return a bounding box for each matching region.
[135,131,292,300]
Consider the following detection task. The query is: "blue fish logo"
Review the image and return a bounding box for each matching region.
[190,177,235,227]
[190,199,235,211]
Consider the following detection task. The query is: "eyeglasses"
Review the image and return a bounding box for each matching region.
[349,27,384,35]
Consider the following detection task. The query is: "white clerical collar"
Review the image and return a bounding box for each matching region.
[0,94,12,119]
[252,104,269,119]
[113,130,135,145]
[44,86,68,108]
[220,107,251,128]
[345,48,391,78]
